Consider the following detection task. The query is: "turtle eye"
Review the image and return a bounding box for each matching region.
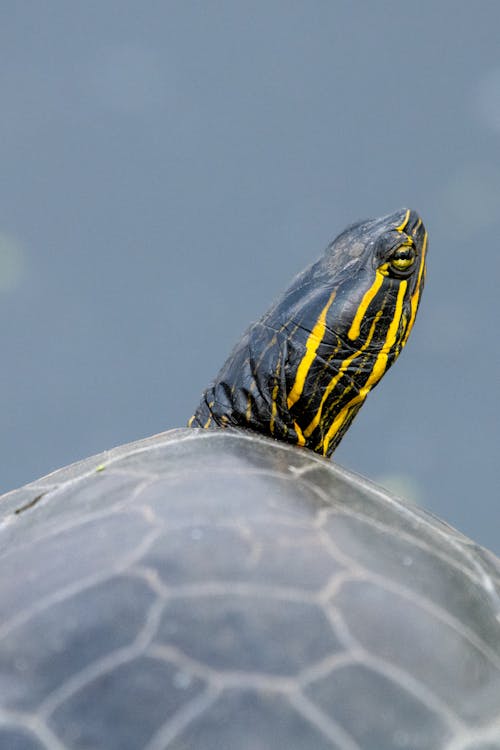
[389,244,416,272]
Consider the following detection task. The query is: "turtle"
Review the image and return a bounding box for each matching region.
[0,208,499,750]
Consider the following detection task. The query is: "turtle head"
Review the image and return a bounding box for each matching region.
[190,208,427,458]
[320,207,427,355]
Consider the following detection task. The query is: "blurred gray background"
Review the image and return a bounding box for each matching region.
[1,1,499,552]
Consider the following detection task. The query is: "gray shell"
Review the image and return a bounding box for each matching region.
[0,429,499,750]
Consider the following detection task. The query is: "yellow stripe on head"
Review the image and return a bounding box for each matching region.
[347,272,384,341]
[245,394,252,421]
[401,230,427,348]
[294,421,306,445]
[395,209,411,233]
[321,279,407,455]
[304,308,384,439]
[287,290,336,409]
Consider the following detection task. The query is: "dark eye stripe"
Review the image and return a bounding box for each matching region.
[393,246,414,260]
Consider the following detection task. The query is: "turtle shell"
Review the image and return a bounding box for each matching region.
[0,429,499,750]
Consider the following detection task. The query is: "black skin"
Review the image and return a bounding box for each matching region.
[190,208,427,457]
